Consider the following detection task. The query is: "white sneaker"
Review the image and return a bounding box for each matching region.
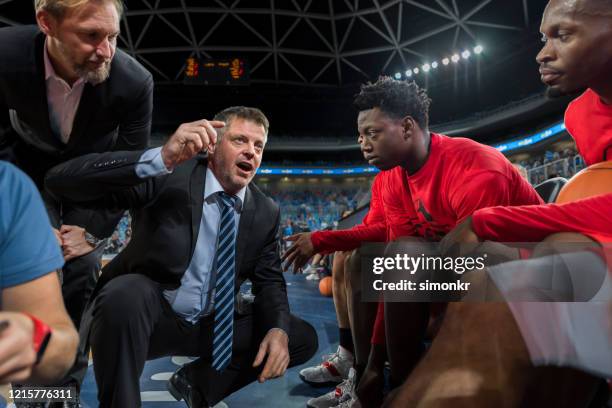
[300,347,354,386]
[306,272,320,281]
[306,368,356,408]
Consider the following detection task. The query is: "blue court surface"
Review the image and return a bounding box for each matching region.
[1,273,337,408]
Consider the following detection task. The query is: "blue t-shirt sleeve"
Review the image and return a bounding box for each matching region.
[0,162,64,288]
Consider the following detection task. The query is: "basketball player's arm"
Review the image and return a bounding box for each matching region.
[310,223,388,253]
[0,273,78,384]
[440,169,542,255]
[449,170,543,223]
[0,167,77,384]
[282,176,387,269]
[472,193,612,242]
[303,173,386,254]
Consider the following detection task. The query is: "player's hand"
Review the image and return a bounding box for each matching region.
[161,119,225,170]
[0,312,36,383]
[60,225,95,261]
[252,328,290,383]
[282,233,315,272]
[439,216,480,257]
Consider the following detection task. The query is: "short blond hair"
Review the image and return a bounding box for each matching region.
[35,0,123,19]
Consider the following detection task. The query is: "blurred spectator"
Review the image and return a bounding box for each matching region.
[512,163,529,181]
[262,187,365,232]
[103,212,132,255]
[512,148,584,185]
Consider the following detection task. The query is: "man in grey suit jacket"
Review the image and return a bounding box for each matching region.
[0,0,153,332]
[45,106,318,408]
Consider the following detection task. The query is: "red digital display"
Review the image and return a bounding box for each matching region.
[184,58,249,85]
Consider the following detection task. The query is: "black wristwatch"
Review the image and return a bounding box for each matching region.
[84,231,105,248]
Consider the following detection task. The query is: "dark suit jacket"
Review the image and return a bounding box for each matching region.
[0,25,153,237]
[45,150,291,334]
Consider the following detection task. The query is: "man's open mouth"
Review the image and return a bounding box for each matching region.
[237,162,253,172]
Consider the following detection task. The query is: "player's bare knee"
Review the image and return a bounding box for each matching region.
[421,368,485,401]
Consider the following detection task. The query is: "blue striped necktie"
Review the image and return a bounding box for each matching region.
[212,191,238,371]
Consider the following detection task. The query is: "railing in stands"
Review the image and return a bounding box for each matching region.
[527,155,585,185]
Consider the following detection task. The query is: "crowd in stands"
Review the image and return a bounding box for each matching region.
[513,147,585,185]
[268,187,368,235]
[265,159,364,166]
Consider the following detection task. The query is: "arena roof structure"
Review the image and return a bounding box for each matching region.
[1,0,566,143]
[1,0,547,87]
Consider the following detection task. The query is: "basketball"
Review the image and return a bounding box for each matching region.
[319,276,333,297]
[556,161,612,204]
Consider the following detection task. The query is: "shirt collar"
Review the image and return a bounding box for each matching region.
[204,167,246,212]
[44,39,87,87]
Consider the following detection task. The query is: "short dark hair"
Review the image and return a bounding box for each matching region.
[213,106,270,137]
[354,76,431,129]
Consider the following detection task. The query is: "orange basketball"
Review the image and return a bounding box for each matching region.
[319,276,333,297]
[556,161,612,204]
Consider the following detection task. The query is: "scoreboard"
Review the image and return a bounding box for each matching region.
[184,57,249,85]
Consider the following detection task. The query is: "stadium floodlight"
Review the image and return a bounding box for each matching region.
[394,72,402,79]
[413,67,420,74]
[405,69,412,77]
[431,61,439,69]
[422,63,431,72]
[474,45,484,54]
[442,57,450,65]
[451,54,460,63]
[462,50,471,59]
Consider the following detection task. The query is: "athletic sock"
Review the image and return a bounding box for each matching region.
[339,328,354,354]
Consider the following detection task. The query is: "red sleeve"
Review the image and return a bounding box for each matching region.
[311,224,387,253]
[472,193,612,242]
[311,175,387,253]
[371,300,385,345]
[449,170,543,222]
[361,175,385,225]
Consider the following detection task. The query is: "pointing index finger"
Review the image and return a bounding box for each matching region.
[208,120,226,128]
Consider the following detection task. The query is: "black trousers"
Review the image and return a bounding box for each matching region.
[61,245,103,328]
[88,274,318,407]
[43,193,110,329]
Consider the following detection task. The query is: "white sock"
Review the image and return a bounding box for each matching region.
[337,345,354,362]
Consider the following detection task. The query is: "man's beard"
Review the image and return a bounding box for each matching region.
[75,60,112,85]
[57,41,112,85]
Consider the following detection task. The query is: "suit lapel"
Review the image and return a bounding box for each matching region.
[28,33,62,150]
[235,187,256,274]
[66,84,99,150]
[189,161,207,257]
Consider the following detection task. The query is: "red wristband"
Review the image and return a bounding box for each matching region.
[23,313,52,363]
